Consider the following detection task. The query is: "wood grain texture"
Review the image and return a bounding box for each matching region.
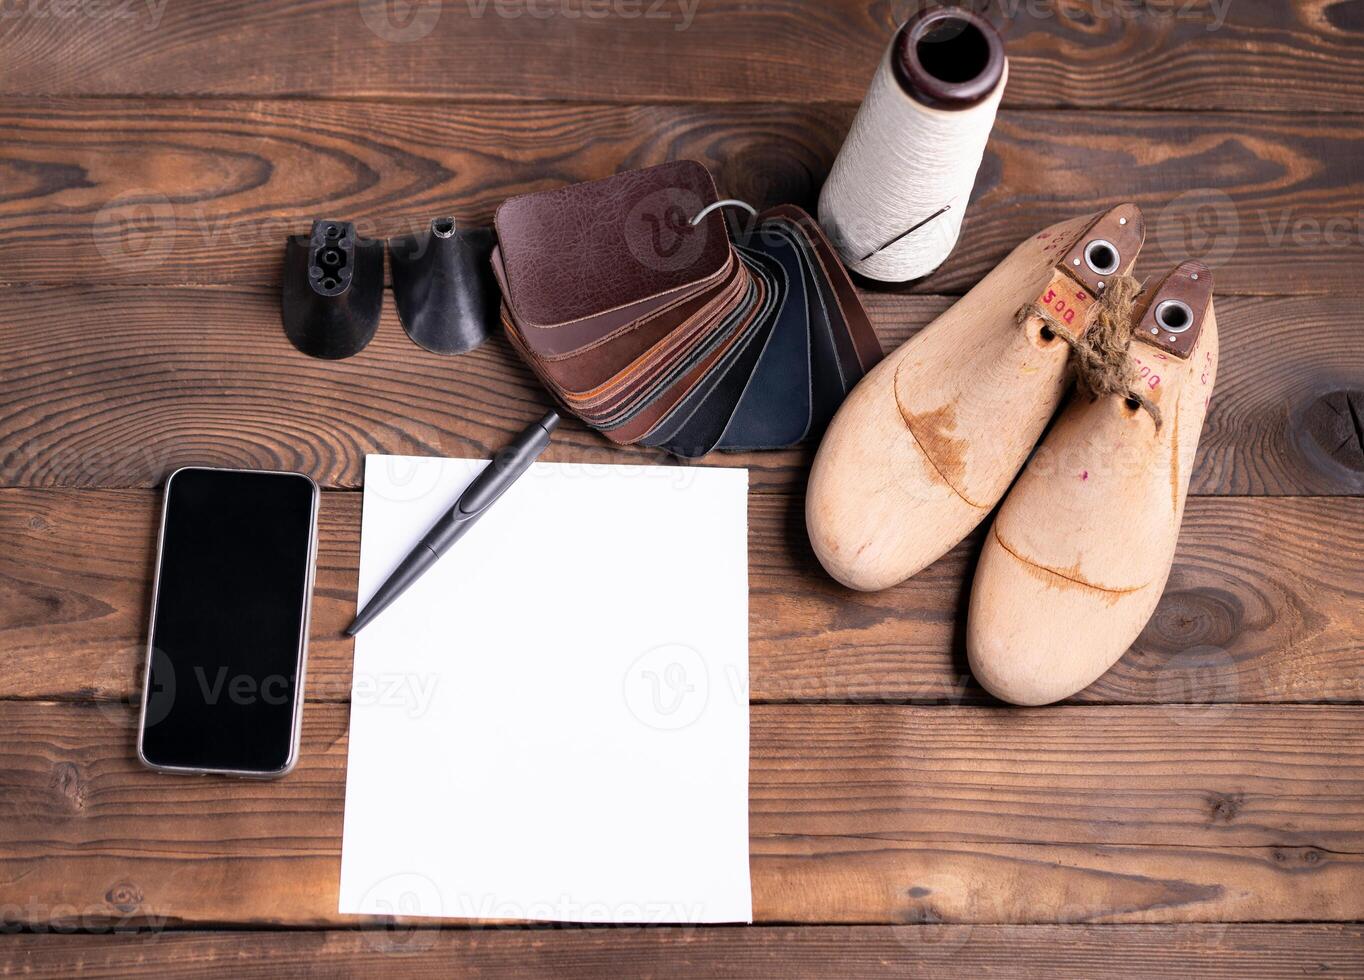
[1,701,1361,928]
[2,99,1363,296]
[2,490,1359,705]
[2,288,1361,494]
[4,924,1363,979]
[0,1,1361,112]
[3,0,1360,961]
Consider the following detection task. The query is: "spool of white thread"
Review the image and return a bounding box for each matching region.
[819,9,1007,283]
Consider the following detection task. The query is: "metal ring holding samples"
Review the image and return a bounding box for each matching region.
[689,199,758,227]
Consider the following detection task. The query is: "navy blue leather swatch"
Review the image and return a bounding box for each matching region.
[717,224,813,450]
[645,247,784,457]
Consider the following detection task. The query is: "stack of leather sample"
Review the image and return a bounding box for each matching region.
[492,161,882,457]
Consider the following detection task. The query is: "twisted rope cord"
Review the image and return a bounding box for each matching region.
[1020,274,1161,428]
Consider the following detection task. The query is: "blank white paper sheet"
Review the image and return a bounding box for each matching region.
[338,454,751,924]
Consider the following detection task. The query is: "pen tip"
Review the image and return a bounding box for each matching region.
[540,410,560,434]
[344,620,361,637]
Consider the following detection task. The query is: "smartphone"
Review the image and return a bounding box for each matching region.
[138,466,320,777]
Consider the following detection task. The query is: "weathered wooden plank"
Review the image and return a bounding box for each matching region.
[2,285,1361,495]
[0,1,1360,112]
[2,100,1361,295]
[3,924,1362,979]
[752,838,1362,926]
[1,702,1360,927]
[2,489,1360,705]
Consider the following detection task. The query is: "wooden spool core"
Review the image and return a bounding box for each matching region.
[892,8,1005,110]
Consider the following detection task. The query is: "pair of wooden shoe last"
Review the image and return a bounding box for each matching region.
[806,204,1219,705]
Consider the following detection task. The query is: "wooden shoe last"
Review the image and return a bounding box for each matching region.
[967,261,1219,705]
[806,204,1146,591]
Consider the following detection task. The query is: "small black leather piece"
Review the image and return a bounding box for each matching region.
[717,224,812,451]
[389,218,499,355]
[646,246,785,458]
[281,220,384,359]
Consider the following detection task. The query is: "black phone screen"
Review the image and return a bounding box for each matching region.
[140,468,317,774]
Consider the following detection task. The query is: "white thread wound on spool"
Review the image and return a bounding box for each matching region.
[819,49,1006,283]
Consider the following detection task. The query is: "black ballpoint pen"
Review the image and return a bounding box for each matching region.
[346,410,560,636]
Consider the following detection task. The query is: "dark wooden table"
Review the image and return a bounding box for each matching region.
[3,1,1363,975]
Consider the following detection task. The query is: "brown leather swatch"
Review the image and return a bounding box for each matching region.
[494,160,732,332]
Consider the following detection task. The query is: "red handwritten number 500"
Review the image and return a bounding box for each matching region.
[1041,288,1079,325]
